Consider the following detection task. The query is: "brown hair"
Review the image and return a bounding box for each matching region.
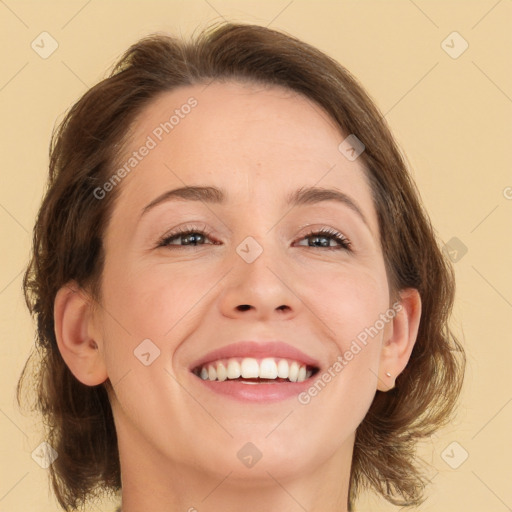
[17,21,465,511]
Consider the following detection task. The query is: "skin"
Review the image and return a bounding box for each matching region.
[54,81,421,512]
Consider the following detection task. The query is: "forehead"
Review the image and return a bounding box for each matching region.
[130,80,342,147]
[112,80,378,236]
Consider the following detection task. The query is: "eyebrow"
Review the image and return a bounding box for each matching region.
[140,185,370,228]
[286,186,370,228]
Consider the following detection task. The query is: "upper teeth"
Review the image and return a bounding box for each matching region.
[196,357,313,383]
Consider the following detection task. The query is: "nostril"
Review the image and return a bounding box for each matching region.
[236,304,251,311]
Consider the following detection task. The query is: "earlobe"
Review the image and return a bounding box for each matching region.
[54,282,108,386]
[377,288,422,392]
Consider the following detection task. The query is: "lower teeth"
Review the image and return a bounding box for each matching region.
[237,377,287,383]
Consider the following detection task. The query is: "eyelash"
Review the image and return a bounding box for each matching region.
[157,224,352,251]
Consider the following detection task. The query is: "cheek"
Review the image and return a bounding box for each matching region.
[101,256,208,335]
[300,261,390,348]
[297,264,389,416]
[98,258,222,382]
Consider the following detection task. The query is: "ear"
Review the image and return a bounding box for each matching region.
[53,282,108,386]
[377,288,421,392]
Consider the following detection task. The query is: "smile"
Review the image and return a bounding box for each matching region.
[192,357,319,383]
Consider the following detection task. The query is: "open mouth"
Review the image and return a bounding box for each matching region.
[192,357,320,384]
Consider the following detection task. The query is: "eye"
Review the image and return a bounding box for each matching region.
[157,224,218,248]
[156,225,351,251]
[295,227,352,251]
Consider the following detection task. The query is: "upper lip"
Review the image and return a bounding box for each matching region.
[189,341,320,371]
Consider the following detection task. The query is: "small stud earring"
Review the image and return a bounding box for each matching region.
[385,372,391,377]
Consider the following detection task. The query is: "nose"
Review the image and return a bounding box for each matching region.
[218,241,301,321]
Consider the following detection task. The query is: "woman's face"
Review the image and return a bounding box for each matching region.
[93,81,393,482]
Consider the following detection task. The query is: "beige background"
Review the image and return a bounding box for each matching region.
[1,1,511,511]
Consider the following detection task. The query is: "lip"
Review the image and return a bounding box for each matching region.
[189,340,320,371]
[188,340,320,403]
[194,378,315,403]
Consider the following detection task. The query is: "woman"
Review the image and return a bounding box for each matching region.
[17,21,465,512]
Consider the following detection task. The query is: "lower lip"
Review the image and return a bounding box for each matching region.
[193,376,314,403]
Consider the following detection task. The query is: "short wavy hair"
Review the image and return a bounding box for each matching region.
[17,21,465,511]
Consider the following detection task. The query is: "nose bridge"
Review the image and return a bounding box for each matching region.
[218,227,299,318]
[234,231,284,292]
